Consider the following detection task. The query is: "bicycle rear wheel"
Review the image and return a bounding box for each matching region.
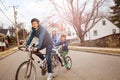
[65,56,72,70]
[15,61,36,80]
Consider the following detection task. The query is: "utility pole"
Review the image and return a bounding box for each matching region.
[9,5,19,46]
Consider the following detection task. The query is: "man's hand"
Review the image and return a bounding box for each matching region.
[34,47,38,52]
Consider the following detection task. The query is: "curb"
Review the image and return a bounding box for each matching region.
[0,47,18,59]
[69,46,120,56]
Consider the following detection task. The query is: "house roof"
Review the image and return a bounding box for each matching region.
[0,29,8,35]
[82,17,119,31]
[0,29,15,35]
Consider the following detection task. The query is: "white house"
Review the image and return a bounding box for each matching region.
[47,23,78,40]
[46,23,66,37]
[84,17,120,41]
[64,24,78,40]
[0,29,15,37]
[46,17,119,43]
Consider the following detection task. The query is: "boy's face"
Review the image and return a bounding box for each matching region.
[61,37,66,42]
[32,21,39,29]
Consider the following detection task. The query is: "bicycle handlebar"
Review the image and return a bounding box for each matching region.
[53,45,62,50]
[18,43,36,52]
[18,46,27,51]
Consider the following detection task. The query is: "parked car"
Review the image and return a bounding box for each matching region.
[19,40,24,45]
[0,42,6,51]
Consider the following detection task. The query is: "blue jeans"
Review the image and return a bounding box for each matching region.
[36,43,53,73]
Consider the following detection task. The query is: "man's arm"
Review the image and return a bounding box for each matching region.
[25,30,34,47]
[37,27,46,49]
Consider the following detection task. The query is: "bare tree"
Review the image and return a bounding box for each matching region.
[16,22,25,45]
[50,0,107,43]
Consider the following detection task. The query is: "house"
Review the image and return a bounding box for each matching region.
[47,23,78,41]
[0,29,15,37]
[64,24,78,40]
[47,17,119,43]
[47,23,66,37]
[83,17,120,41]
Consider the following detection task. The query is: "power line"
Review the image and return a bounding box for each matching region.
[0,8,14,24]
[0,0,14,19]
[0,0,8,11]
[9,5,20,46]
[9,6,18,24]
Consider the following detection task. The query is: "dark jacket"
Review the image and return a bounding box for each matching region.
[26,25,52,49]
[56,40,68,52]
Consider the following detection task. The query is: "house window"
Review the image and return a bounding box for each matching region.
[102,20,106,25]
[112,29,116,34]
[94,30,98,36]
[72,33,74,35]
[68,31,71,36]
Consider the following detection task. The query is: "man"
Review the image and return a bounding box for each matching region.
[24,18,53,80]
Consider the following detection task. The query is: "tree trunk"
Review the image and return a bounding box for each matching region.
[79,35,84,43]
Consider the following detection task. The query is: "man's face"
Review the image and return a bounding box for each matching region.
[31,21,39,29]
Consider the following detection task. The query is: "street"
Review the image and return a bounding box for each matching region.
[0,50,120,80]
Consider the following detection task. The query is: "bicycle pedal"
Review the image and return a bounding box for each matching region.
[41,69,46,76]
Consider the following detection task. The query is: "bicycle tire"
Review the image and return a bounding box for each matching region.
[65,56,72,70]
[15,61,37,80]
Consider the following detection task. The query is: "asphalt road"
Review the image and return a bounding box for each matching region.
[0,50,120,80]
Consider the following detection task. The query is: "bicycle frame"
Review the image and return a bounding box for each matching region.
[52,46,64,64]
[17,44,60,79]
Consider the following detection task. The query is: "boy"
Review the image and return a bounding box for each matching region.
[56,34,69,68]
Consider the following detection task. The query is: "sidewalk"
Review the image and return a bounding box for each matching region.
[0,47,18,59]
[69,46,120,56]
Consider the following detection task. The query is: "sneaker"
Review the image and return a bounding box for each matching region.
[65,63,69,68]
[47,73,52,80]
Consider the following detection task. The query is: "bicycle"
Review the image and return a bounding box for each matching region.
[52,45,72,70]
[15,43,60,80]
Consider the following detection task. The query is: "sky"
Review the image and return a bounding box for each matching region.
[0,0,114,31]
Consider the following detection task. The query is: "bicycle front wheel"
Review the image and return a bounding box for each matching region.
[15,61,36,80]
[65,56,72,70]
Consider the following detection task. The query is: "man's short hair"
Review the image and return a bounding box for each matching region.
[31,18,39,23]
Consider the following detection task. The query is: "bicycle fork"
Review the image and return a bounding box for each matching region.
[25,59,33,78]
